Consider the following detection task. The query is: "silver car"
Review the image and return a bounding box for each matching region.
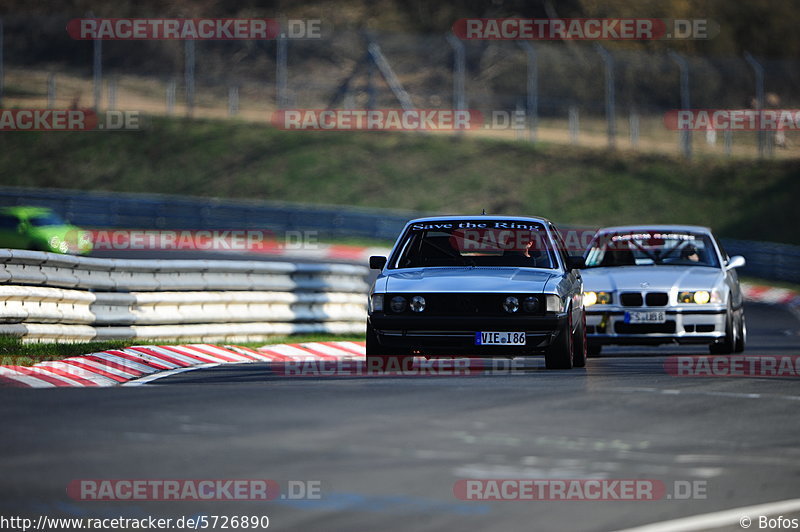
[367,215,587,369]
[581,225,746,356]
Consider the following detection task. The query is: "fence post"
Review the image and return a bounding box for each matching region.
[47,73,56,108]
[629,110,639,149]
[724,129,732,156]
[0,18,4,108]
[107,77,117,111]
[90,12,102,111]
[594,44,616,148]
[744,52,767,158]
[166,79,176,115]
[366,54,376,110]
[185,39,195,117]
[569,106,579,145]
[445,33,466,123]
[276,26,288,109]
[518,41,538,142]
[669,51,692,158]
[228,86,239,116]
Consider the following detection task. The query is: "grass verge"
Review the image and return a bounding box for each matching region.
[1,116,798,244]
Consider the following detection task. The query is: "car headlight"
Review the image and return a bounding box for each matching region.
[370,294,384,312]
[390,296,407,313]
[584,291,612,306]
[522,296,540,313]
[410,295,426,313]
[502,296,520,313]
[679,290,711,304]
[545,294,565,313]
[693,290,711,304]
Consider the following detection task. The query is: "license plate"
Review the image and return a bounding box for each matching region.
[475,332,526,345]
[624,311,666,324]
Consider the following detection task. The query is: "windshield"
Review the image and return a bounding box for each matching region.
[584,231,720,268]
[390,220,557,269]
[28,212,68,227]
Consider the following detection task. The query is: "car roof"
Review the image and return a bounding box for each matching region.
[0,206,56,218]
[406,214,553,225]
[595,224,713,235]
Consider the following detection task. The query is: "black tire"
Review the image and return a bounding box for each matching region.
[734,311,746,353]
[587,343,602,358]
[572,310,587,368]
[709,302,736,354]
[545,311,574,370]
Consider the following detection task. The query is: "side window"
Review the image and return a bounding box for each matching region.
[0,214,20,231]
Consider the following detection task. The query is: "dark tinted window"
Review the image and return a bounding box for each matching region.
[0,214,21,230]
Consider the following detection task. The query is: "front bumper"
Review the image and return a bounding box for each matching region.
[369,313,569,356]
[586,306,727,345]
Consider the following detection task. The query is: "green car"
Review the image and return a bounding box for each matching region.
[0,206,92,255]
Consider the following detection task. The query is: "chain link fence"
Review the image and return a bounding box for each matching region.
[2,16,800,157]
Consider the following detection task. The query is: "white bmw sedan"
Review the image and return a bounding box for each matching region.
[581,225,746,356]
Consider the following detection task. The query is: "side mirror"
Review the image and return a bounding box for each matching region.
[369,256,387,270]
[566,256,586,270]
[726,255,746,270]
[16,222,27,234]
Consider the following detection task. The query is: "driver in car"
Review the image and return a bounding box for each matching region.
[681,244,700,262]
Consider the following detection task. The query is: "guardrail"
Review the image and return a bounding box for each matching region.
[0,250,368,342]
[0,186,414,241]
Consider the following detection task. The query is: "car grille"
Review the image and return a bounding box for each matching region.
[615,321,676,334]
[620,292,644,306]
[384,293,544,316]
[645,292,669,306]
[620,292,669,307]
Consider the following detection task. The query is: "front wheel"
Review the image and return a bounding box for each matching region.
[709,302,736,354]
[545,312,574,370]
[734,311,746,353]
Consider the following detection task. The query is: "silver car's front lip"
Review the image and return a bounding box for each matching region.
[586,304,726,341]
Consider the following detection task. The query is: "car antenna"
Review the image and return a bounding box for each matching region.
[481,209,486,215]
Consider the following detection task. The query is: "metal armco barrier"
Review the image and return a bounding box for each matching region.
[0,186,414,241]
[0,249,368,342]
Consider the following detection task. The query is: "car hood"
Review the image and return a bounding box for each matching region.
[381,267,555,293]
[581,265,723,291]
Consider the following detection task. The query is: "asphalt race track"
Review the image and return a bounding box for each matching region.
[2,301,799,532]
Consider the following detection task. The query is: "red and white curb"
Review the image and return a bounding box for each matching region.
[0,341,366,388]
[741,282,800,307]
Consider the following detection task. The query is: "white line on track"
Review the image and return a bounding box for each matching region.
[122,363,221,386]
[615,497,800,532]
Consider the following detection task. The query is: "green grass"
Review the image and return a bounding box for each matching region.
[1,116,798,244]
[0,334,365,367]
